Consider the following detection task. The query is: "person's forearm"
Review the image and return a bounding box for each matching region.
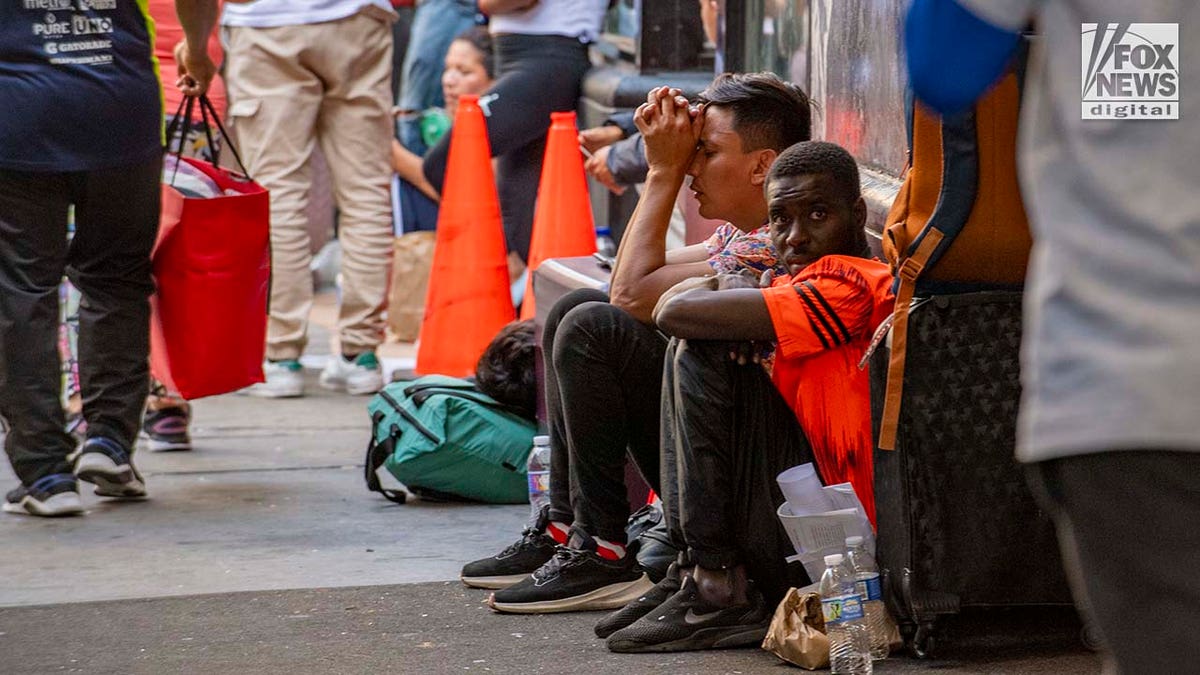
[478,0,537,15]
[422,135,449,194]
[175,0,218,55]
[655,287,776,341]
[652,276,717,326]
[393,140,440,201]
[609,167,689,320]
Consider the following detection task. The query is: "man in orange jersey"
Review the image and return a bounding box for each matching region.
[606,141,895,653]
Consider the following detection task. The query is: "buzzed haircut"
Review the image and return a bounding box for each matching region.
[697,72,812,152]
[769,141,861,207]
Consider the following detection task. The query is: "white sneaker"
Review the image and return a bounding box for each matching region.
[239,360,305,398]
[320,352,383,395]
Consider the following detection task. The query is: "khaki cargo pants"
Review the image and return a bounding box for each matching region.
[225,8,395,360]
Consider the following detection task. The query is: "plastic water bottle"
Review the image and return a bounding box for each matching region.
[595,226,617,258]
[846,536,890,660]
[526,435,551,516]
[819,553,873,674]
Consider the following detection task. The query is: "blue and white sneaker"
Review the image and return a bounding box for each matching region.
[72,437,146,499]
[4,473,84,517]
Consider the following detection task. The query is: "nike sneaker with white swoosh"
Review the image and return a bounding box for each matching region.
[594,561,686,638]
[488,526,653,614]
[605,576,771,653]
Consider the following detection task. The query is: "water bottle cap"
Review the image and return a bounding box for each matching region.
[824,553,843,566]
[596,226,612,235]
[846,535,864,547]
[533,435,551,445]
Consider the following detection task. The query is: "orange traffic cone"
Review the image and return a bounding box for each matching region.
[519,111,597,320]
[415,94,515,376]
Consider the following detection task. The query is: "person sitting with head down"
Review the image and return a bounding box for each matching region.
[461,72,811,616]
[602,141,895,653]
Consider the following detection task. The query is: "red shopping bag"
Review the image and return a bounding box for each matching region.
[149,97,270,399]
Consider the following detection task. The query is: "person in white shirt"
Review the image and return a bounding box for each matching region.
[221,0,398,398]
[906,1,1200,671]
[419,0,609,273]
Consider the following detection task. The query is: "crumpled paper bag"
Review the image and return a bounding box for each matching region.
[387,231,436,342]
[761,589,830,669]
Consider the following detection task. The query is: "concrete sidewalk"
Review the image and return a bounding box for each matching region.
[1,316,523,607]
[0,304,1100,673]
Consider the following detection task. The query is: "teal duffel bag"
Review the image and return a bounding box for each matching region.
[364,375,536,504]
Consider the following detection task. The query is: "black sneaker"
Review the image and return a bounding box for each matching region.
[594,561,686,638]
[461,506,558,589]
[141,406,192,452]
[4,473,84,517]
[488,526,654,614]
[605,576,772,653]
[72,436,146,499]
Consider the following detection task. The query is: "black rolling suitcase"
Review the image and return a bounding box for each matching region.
[869,292,1073,656]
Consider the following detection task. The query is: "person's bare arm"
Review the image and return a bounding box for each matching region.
[609,88,712,323]
[664,242,711,265]
[478,0,538,14]
[579,126,624,154]
[654,284,776,341]
[392,139,440,202]
[174,0,219,97]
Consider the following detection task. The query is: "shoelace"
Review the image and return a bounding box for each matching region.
[499,525,548,557]
[533,545,591,581]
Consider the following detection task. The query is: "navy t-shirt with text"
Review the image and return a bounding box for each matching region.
[0,0,163,172]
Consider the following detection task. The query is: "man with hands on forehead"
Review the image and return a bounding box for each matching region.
[467,74,811,624]
[601,141,894,653]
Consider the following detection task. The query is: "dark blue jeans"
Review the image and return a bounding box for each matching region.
[0,158,160,484]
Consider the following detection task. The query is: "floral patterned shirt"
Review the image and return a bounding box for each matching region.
[703,223,787,276]
[701,223,787,374]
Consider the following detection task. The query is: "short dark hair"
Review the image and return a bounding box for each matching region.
[769,141,869,256]
[697,72,812,152]
[475,319,536,420]
[453,26,495,80]
[769,141,861,204]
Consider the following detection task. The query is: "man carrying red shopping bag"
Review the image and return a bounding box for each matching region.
[0,0,218,517]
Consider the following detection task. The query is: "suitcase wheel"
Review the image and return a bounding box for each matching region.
[1081,621,1103,652]
[909,621,938,659]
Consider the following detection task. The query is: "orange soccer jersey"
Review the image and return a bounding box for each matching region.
[761,255,895,525]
